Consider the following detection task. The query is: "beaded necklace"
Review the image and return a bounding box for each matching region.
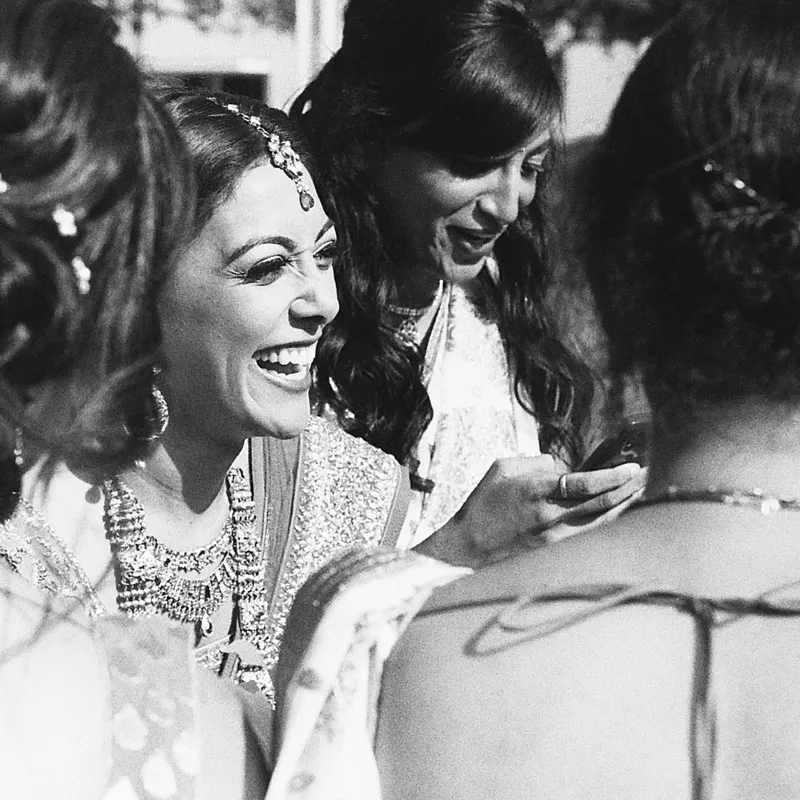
[637,486,800,515]
[387,280,446,351]
[102,466,265,639]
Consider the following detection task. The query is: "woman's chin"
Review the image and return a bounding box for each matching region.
[248,409,311,441]
[441,255,489,286]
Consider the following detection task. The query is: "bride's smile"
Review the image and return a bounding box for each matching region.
[157,163,338,444]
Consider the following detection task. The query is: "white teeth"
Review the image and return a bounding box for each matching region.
[255,342,317,368]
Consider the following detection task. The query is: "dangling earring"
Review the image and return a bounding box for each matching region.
[0,428,22,522]
[144,368,169,441]
[13,428,23,468]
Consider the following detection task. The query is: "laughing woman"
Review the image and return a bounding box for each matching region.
[4,87,407,704]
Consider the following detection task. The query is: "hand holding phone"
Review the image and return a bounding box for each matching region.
[579,418,650,472]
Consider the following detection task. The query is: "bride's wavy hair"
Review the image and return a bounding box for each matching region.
[0,0,193,492]
[292,0,592,467]
[584,0,800,420]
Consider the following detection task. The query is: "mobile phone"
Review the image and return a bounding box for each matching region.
[579,418,650,471]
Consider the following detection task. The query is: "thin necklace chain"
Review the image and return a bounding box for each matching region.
[637,485,800,515]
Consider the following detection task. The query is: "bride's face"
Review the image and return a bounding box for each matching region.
[157,162,338,445]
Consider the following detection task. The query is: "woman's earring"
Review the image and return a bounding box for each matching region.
[145,384,169,441]
[142,366,169,441]
[14,428,23,468]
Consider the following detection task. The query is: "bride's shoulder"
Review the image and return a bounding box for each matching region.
[301,417,409,527]
[304,415,401,476]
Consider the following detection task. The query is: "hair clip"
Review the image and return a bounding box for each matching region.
[702,160,763,204]
[52,204,91,293]
[71,256,91,295]
[211,98,315,212]
[52,205,78,237]
[0,172,8,194]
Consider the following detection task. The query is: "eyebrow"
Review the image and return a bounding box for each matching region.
[225,235,296,266]
[526,140,552,158]
[317,218,335,241]
[224,220,334,267]
[455,139,552,168]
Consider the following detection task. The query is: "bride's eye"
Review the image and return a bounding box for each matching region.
[244,257,286,284]
[313,242,337,271]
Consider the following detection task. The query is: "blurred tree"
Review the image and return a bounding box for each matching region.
[533,0,684,47]
[102,0,295,34]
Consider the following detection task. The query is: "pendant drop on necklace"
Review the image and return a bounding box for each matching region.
[199,611,214,637]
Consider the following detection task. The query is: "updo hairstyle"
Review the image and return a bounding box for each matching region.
[585,0,800,417]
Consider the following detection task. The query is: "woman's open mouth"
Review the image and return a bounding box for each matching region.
[254,342,317,382]
[449,227,499,257]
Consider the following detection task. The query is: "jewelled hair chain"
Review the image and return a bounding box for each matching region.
[207,99,315,212]
[0,170,91,294]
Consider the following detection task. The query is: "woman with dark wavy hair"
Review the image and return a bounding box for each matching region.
[292,0,643,555]
[273,1,800,796]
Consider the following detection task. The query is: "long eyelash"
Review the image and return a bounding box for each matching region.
[524,156,549,175]
[315,242,337,255]
[244,258,285,282]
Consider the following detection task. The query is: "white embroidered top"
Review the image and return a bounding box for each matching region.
[397,277,541,549]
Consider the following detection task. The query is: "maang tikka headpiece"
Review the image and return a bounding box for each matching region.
[0,171,91,294]
[209,99,315,212]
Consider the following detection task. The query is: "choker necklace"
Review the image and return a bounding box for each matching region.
[637,486,800,515]
[388,281,445,349]
[103,467,265,639]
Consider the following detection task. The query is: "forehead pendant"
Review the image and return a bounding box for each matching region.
[212,99,315,212]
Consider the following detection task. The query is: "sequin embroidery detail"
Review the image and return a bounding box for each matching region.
[249,417,402,703]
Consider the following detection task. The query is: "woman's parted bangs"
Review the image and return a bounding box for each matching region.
[405,32,561,159]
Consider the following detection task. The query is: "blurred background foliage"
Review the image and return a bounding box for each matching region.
[534,0,683,49]
[102,0,295,32]
[104,0,685,41]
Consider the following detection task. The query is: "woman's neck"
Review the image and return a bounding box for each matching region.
[119,422,246,548]
[646,398,800,500]
[393,271,443,309]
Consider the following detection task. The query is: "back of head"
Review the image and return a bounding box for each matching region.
[586,0,800,416]
[0,0,193,481]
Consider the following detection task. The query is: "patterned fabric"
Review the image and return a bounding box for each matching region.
[399,280,541,548]
[0,497,104,617]
[246,417,407,704]
[0,418,408,707]
[268,546,470,800]
[97,616,200,800]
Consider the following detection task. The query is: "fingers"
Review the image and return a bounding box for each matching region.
[554,462,643,500]
[548,472,647,525]
[544,489,646,544]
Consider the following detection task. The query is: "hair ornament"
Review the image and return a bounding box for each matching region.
[211,99,315,211]
[51,204,91,294]
[702,160,764,204]
[71,257,91,295]
[52,205,78,237]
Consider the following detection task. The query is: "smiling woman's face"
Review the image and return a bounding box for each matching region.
[374,128,551,301]
[157,161,338,446]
